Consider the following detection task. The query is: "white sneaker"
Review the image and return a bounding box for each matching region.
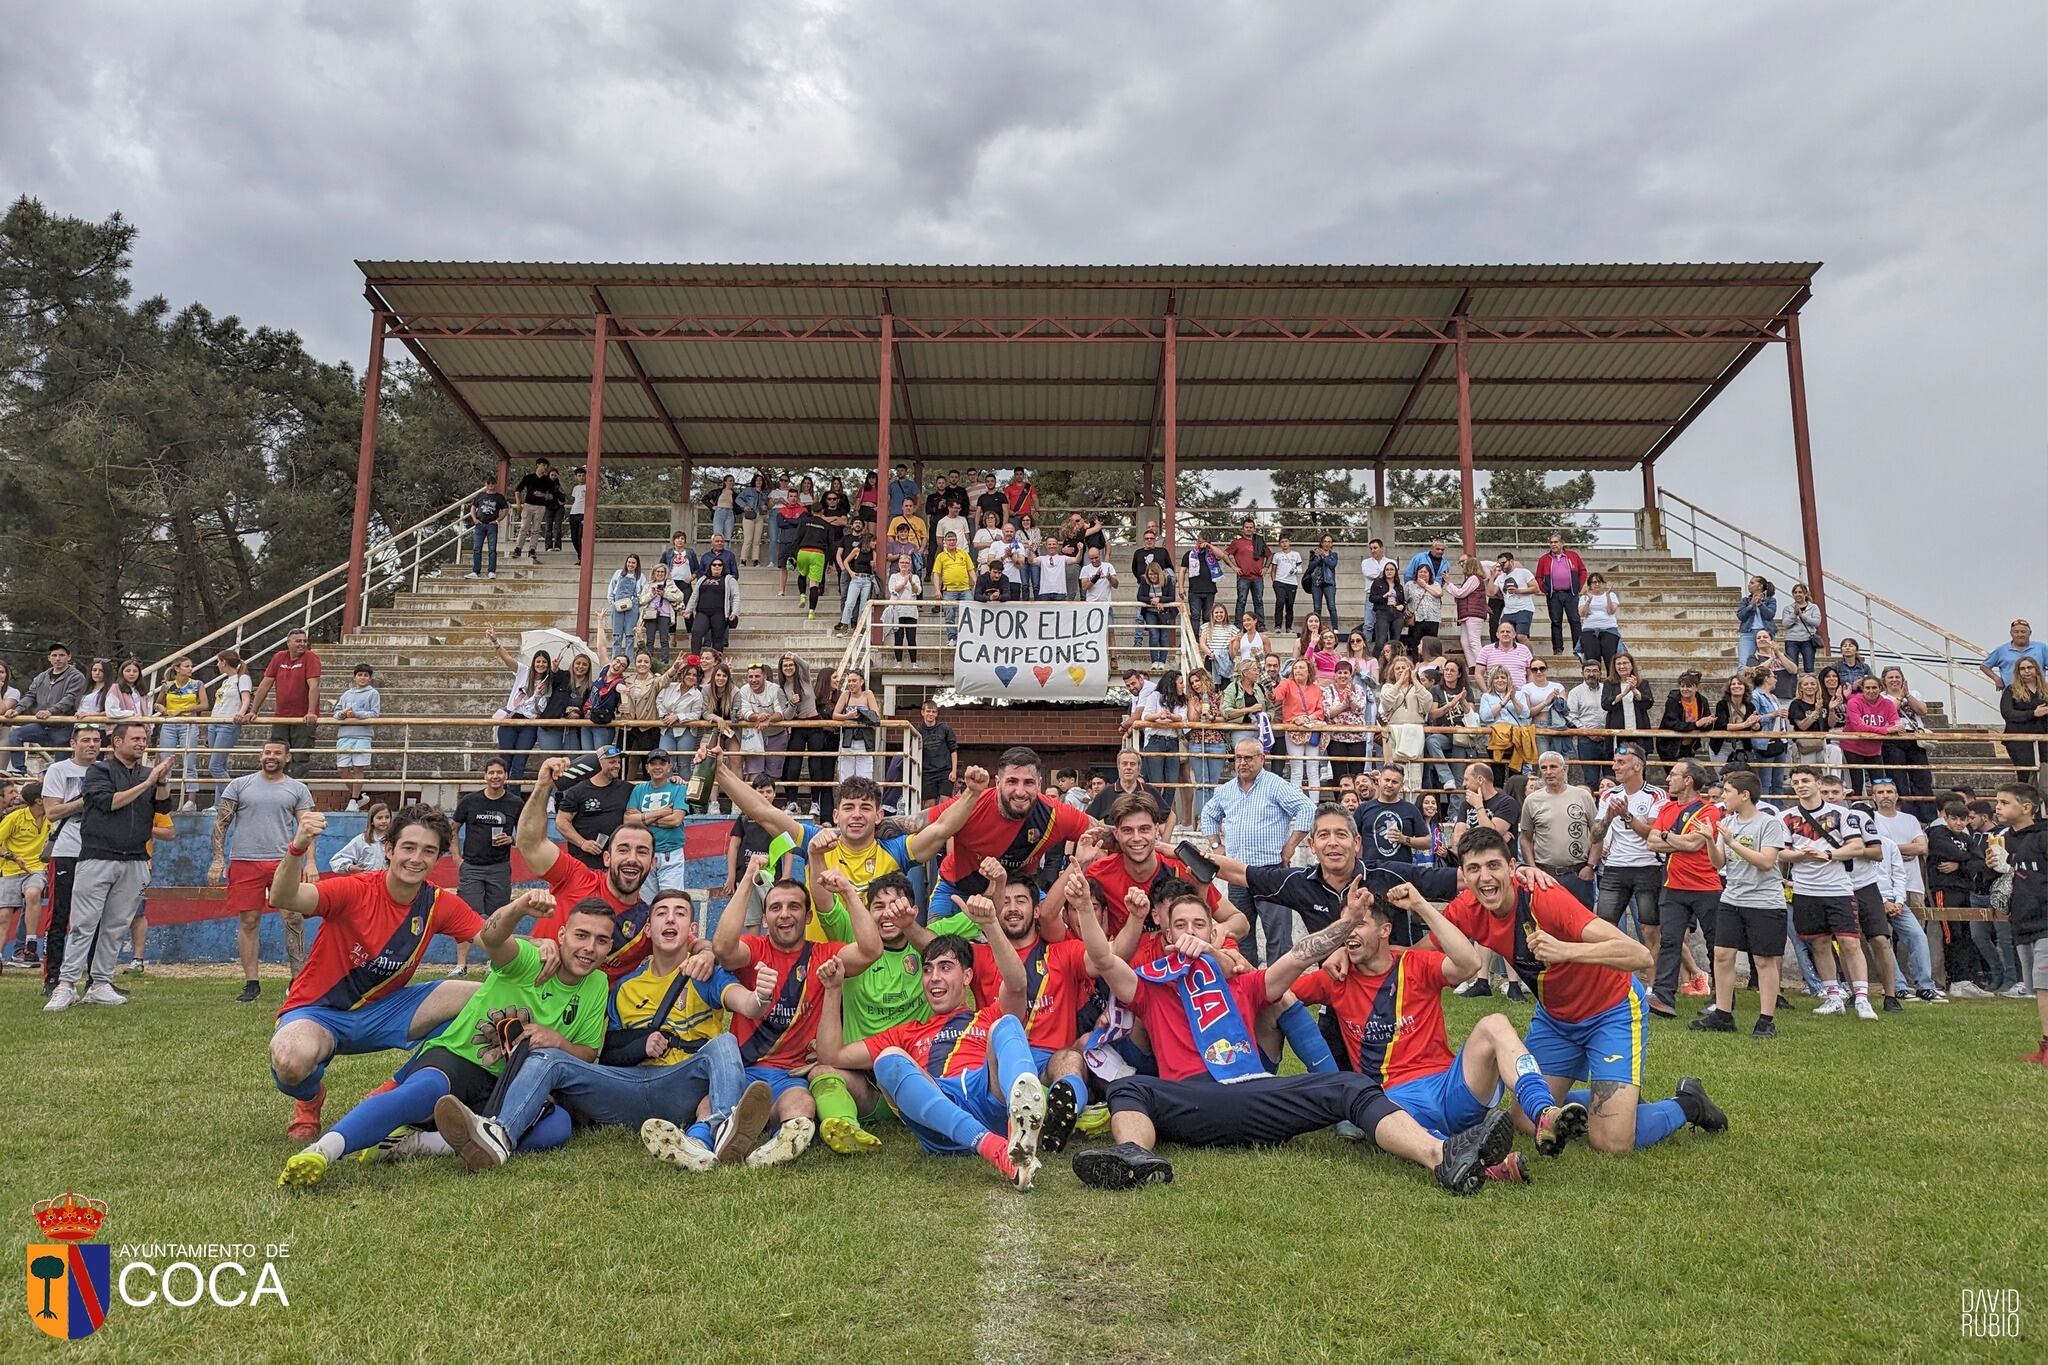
[464,571,479,579]
[2002,982,2033,999]
[178,799,198,813]
[432,1094,511,1171]
[1813,995,1845,1016]
[1006,1073,1047,1191]
[1950,981,1991,1000]
[640,1118,716,1173]
[83,982,126,1005]
[745,1116,815,1168]
[1853,995,1879,1021]
[43,983,78,1011]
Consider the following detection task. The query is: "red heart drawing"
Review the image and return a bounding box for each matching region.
[1033,666,1054,687]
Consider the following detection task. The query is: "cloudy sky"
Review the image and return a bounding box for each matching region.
[5,1,2042,652]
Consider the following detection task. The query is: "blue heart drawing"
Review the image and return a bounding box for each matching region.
[994,665,1019,687]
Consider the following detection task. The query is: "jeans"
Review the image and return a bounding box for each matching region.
[1969,906,2020,989]
[496,724,539,780]
[713,506,735,540]
[207,722,241,784]
[59,858,148,988]
[544,505,566,550]
[1888,905,1938,994]
[1140,609,1171,665]
[1185,738,1228,790]
[841,574,875,629]
[472,521,499,575]
[1595,863,1662,935]
[1789,911,1825,993]
[1546,589,1581,653]
[8,720,71,772]
[644,615,673,663]
[157,721,199,795]
[1737,628,1758,667]
[1309,581,1338,630]
[494,1035,748,1141]
[1787,639,1817,673]
[943,588,969,641]
[1140,735,1180,790]
[1424,731,1457,795]
[1234,577,1265,624]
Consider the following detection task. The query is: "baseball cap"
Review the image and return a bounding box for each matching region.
[646,749,673,764]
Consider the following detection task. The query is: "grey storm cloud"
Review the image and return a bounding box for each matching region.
[1,0,2042,649]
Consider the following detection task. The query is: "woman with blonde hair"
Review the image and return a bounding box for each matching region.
[1447,553,1488,660]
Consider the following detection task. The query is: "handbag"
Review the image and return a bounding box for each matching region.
[612,595,633,612]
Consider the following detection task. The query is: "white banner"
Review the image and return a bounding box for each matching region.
[951,602,1112,701]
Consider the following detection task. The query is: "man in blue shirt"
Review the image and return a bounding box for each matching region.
[1981,620,2048,689]
[626,751,692,894]
[1404,538,1452,585]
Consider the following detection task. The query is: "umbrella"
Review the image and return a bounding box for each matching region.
[519,627,602,671]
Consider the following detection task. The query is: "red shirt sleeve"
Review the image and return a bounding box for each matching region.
[863,1017,913,1063]
[304,653,322,680]
[1291,968,1334,1007]
[1403,949,1450,994]
[434,891,486,944]
[310,874,361,921]
[263,652,283,681]
[1531,885,1597,941]
[1050,798,1093,843]
[532,854,596,940]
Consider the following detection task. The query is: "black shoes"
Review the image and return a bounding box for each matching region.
[1752,1016,1777,1039]
[1688,1007,1737,1033]
[1435,1108,1514,1195]
[1674,1076,1728,1133]
[236,980,261,1003]
[1041,1080,1079,1154]
[1071,1142,1174,1190]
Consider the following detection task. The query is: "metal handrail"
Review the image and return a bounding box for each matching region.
[142,486,490,693]
[1658,488,1996,723]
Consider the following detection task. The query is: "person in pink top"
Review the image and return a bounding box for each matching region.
[1474,621,1536,689]
[1842,673,1900,796]
[1274,657,1327,794]
[1447,554,1489,660]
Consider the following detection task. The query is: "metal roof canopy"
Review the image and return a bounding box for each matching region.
[356,261,1819,473]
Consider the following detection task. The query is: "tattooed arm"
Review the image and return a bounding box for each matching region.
[1261,882,1373,1001]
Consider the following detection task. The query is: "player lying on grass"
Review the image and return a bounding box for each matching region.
[278,889,610,1189]
[811,890,1056,1189]
[428,888,776,1174]
[1067,886,1515,1195]
[1294,879,1589,1184]
[679,867,882,1167]
[265,806,484,1140]
[1431,828,1726,1154]
[912,859,1096,1148]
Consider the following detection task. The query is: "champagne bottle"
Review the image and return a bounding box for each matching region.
[685,738,719,814]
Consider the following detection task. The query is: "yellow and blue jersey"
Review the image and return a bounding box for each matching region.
[607,960,741,1066]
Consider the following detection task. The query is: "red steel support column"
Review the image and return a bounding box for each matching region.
[876,312,894,540]
[1784,311,1828,629]
[341,310,386,636]
[575,314,609,640]
[495,452,510,493]
[1641,458,1658,511]
[1454,320,1477,556]
[1161,318,1179,562]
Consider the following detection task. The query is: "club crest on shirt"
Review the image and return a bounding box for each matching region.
[900,952,920,976]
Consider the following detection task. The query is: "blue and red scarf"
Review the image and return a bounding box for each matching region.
[1134,951,1269,1083]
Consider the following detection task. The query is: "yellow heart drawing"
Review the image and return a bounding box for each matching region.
[1066,666,1088,685]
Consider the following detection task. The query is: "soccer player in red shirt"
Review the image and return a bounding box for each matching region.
[1645,757,1724,1014]
[1434,828,1726,1154]
[710,867,883,1166]
[263,805,485,1140]
[1070,792,1242,940]
[926,746,1096,911]
[1293,881,1589,1181]
[1067,886,1514,1195]
[814,890,1051,1189]
[520,756,658,979]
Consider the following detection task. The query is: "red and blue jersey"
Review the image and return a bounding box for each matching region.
[534,855,650,980]
[863,1005,1002,1077]
[1444,885,1630,1023]
[1291,949,1455,1087]
[280,872,484,1015]
[733,936,848,1069]
[969,936,1092,1050]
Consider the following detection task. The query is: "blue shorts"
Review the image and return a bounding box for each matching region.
[1526,985,1648,1087]
[745,1065,813,1102]
[1030,1045,1055,1073]
[1383,1040,1502,1141]
[274,980,446,1056]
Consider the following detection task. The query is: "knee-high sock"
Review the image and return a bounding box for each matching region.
[517,1103,573,1152]
[1510,1053,1555,1124]
[273,1056,326,1103]
[873,1052,989,1152]
[330,1069,450,1156]
[986,1015,1036,1093]
[1633,1098,1688,1149]
[1279,1001,1337,1074]
[809,1071,861,1130]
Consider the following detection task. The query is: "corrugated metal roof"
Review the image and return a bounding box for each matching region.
[360,261,1817,472]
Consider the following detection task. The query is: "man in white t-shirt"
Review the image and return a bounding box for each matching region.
[1270,537,1304,632]
[1590,746,1666,962]
[1494,554,1538,644]
[1358,538,1394,643]
[1034,547,1073,601]
[33,726,102,995]
[1079,548,1117,604]
[1820,776,1901,1012]
[1781,765,1876,1019]
[1868,777,1944,999]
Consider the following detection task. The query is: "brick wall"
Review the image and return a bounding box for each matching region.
[896,702,1126,777]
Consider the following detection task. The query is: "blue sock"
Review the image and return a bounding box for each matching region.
[272,1058,327,1103]
[875,1052,989,1152]
[330,1069,448,1156]
[1279,1001,1337,1073]
[517,1104,573,1152]
[1057,1074,1088,1109]
[686,1120,715,1147]
[1634,1098,1688,1149]
[1566,1087,1592,1110]
[986,1016,1037,1093]
[1512,1071,1556,1125]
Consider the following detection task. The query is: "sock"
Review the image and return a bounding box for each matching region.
[1565,1087,1592,1110]
[1510,1054,1553,1124]
[1851,980,1869,1000]
[411,1132,453,1157]
[1057,1074,1088,1111]
[310,1133,344,1162]
[1633,1098,1688,1149]
[1824,982,1842,999]
[1278,1001,1338,1074]
[329,1068,449,1157]
[687,1120,715,1148]
[975,1131,1013,1173]
[517,1104,573,1152]
[809,1072,861,1131]
[874,1052,989,1152]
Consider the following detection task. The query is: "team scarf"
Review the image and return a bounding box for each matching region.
[1133,950,1269,1083]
